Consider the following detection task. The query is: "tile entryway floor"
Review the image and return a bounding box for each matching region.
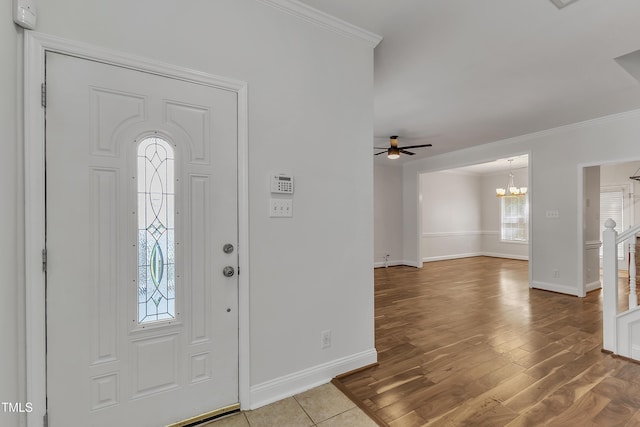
[201,383,378,427]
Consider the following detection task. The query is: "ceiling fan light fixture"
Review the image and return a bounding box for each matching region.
[374,135,431,158]
[387,147,400,159]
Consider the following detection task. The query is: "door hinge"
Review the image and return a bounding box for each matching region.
[41,82,47,108]
[42,248,47,272]
[43,411,48,427]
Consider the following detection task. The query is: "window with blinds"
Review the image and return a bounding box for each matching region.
[500,195,529,242]
[600,189,624,260]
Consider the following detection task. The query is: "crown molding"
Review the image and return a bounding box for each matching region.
[256,0,383,48]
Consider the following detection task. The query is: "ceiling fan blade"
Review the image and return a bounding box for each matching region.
[399,149,415,155]
[373,147,389,150]
[399,143,433,149]
[374,151,388,156]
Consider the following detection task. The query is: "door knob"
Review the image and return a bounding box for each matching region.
[223,266,235,277]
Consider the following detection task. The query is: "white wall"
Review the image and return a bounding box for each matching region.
[420,170,483,261]
[403,110,640,296]
[583,166,601,291]
[3,0,377,421]
[374,163,403,266]
[601,160,640,226]
[418,168,529,262]
[0,3,21,426]
[479,168,529,260]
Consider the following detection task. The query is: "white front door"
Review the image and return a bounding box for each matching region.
[45,52,239,427]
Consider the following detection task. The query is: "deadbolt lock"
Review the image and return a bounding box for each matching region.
[223,243,234,254]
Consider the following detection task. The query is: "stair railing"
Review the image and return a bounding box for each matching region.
[602,219,640,353]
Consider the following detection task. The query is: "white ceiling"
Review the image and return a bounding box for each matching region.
[452,155,529,175]
[297,0,640,163]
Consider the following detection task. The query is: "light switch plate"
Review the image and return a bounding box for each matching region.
[546,210,560,218]
[270,199,293,217]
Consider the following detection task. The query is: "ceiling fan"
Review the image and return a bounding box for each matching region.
[374,136,432,159]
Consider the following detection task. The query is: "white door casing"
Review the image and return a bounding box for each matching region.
[24,32,250,427]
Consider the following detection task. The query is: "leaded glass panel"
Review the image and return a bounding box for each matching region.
[137,137,176,323]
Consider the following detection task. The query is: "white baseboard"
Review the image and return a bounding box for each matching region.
[632,345,640,361]
[374,260,423,268]
[531,281,580,296]
[373,260,404,268]
[385,253,528,267]
[585,280,602,293]
[422,252,528,263]
[249,348,377,410]
[373,260,423,268]
[422,252,483,263]
[402,259,423,268]
[482,252,529,261]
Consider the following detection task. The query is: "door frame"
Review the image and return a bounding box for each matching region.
[24,31,251,426]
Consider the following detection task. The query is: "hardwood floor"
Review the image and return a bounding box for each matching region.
[336,257,640,426]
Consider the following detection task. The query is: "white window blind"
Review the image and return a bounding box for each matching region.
[500,195,528,242]
[600,189,624,260]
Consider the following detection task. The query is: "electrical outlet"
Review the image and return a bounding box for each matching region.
[553,269,560,278]
[320,330,331,349]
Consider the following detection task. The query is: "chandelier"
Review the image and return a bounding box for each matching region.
[496,159,527,197]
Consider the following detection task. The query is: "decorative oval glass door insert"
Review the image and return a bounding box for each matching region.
[137,137,176,323]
